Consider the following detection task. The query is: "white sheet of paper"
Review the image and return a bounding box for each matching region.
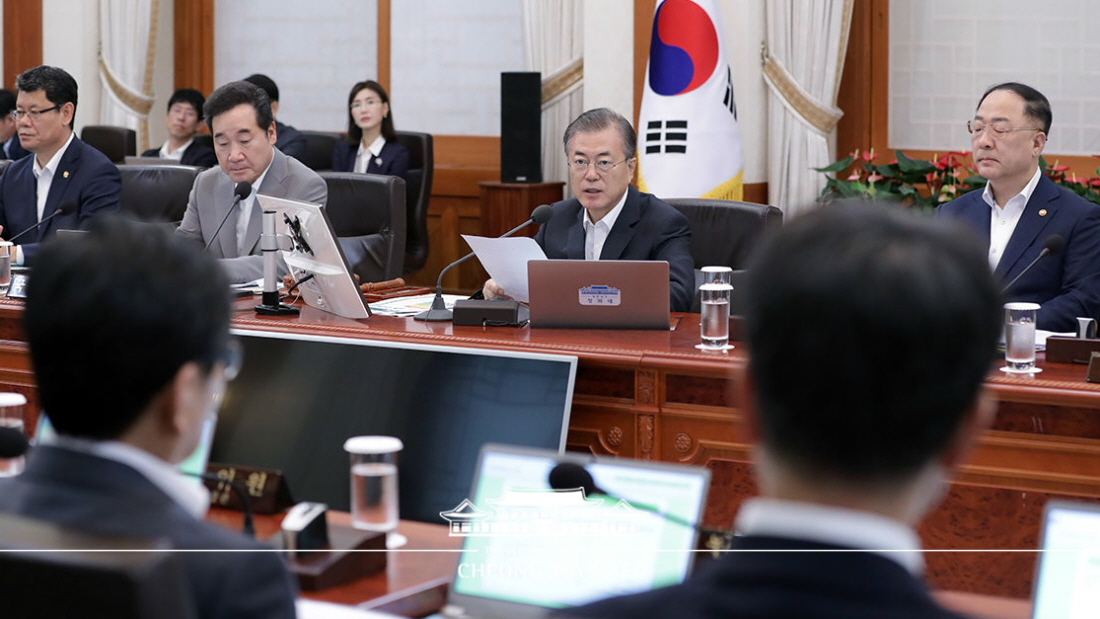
[461,235,547,303]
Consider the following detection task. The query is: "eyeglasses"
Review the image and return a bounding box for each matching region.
[967,119,1043,138]
[10,106,60,121]
[567,158,633,175]
[350,99,382,110]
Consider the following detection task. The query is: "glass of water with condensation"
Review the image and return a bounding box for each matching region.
[344,436,403,532]
[1003,302,1041,373]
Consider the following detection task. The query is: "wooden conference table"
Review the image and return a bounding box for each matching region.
[2,296,1099,599]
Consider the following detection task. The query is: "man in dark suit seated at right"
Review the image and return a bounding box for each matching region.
[141,88,218,167]
[0,65,120,265]
[0,217,297,619]
[563,203,1002,619]
[482,107,694,312]
[938,82,1100,332]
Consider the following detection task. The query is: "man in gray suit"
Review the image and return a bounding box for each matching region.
[177,80,326,283]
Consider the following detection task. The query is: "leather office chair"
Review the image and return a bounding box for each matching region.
[118,164,203,224]
[319,171,406,282]
[665,198,783,312]
[0,512,197,618]
[394,131,433,274]
[299,131,341,171]
[81,125,137,163]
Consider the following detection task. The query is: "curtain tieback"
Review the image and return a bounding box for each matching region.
[542,58,584,107]
[761,48,843,136]
[98,56,156,117]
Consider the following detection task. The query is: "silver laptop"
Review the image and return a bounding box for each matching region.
[1031,500,1100,618]
[437,444,711,619]
[528,260,671,329]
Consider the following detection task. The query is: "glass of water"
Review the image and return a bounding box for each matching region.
[1004,302,1041,373]
[344,436,402,533]
[699,283,733,351]
[0,241,12,297]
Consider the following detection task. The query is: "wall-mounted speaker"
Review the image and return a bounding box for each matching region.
[500,72,542,184]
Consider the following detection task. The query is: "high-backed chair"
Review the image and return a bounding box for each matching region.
[0,513,197,619]
[319,171,406,282]
[117,164,203,224]
[394,131,433,274]
[665,198,783,312]
[299,131,341,171]
[81,125,137,163]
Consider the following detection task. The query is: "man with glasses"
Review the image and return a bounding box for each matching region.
[141,88,217,167]
[0,216,297,619]
[0,65,120,265]
[939,82,1100,332]
[483,107,694,312]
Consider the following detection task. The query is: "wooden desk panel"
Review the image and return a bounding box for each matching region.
[3,297,1098,598]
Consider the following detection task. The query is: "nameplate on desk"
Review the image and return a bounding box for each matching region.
[6,274,28,299]
[1045,336,1100,365]
[204,462,294,514]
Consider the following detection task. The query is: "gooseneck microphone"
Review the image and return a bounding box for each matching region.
[0,425,29,459]
[204,181,252,252]
[188,471,255,538]
[415,203,554,322]
[7,201,76,244]
[1002,234,1065,294]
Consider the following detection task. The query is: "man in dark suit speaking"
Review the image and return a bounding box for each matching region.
[0,65,120,265]
[564,204,1001,618]
[176,80,326,283]
[483,108,694,312]
[938,82,1100,332]
[0,217,297,618]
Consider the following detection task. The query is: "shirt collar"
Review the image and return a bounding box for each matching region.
[982,166,1043,211]
[247,158,274,201]
[32,131,75,178]
[159,138,194,159]
[735,497,925,576]
[357,135,387,159]
[582,188,629,231]
[46,434,210,518]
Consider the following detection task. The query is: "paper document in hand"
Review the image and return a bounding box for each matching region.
[461,235,547,303]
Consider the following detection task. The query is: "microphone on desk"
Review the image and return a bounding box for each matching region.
[7,201,76,245]
[0,425,29,459]
[1002,235,1065,294]
[547,461,703,533]
[203,181,252,252]
[188,471,256,538]
[414,203,554,322]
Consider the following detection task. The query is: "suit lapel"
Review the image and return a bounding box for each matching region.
[995,175,1057,279]
[598,187,641,260]
[564,206,586,259]
[40,137,80,237]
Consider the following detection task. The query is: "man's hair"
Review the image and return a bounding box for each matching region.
[203,81,273,133]
[743,203,1001,486]
[15,65,78,130]
[979,82,1052,134]
[168,88,206,120]
[243,73,279,103]
[0,89,16,117]
[25,216,231,440]
[562,108,637,160]
[345,80,397,144]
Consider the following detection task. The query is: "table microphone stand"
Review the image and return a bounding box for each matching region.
[255,209,299,316]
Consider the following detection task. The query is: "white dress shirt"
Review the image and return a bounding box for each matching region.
[353,135,387,174]
[582,190,628,260]
[236,163,272,256]
[158,138,194,161]
[32,131,75,223]
[47,434,211,518]
[735,497,925,576]
[983,166,1042,270]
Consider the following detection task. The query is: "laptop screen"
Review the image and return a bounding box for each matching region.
[446,445,710,616]
[1032,500,1100,618]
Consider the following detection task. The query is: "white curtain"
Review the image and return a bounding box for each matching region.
[522,0,584,193]
[99,0,159,151]
[764,0,853,216]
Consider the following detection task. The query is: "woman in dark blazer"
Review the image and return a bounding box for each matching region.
[331,80,409,180]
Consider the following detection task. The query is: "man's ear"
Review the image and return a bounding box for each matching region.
[941,387,996,470]
[164,362,206,436]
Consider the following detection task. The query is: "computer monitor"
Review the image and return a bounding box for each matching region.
[210,329,578,523]
[256,194,371,320]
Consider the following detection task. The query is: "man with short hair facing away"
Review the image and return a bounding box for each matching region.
[483,108,694,312]
[0,217,297,619]
[563,203,1002,619]
[176,80,326,283]
[938,82,1100,332]
[141,88,217,167]
[0,88,30,160]
[0,65,120,265]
